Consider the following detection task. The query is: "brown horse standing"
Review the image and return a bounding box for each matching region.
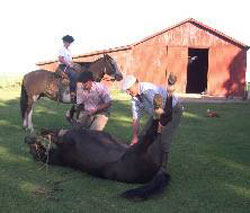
[25,95,173,200]
[20,54,123,132]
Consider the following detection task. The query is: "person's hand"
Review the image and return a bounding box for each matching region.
[130,137,138,146]
[68,63,74,69]
[167,85,175,96]
[87,108,97,116]
[65,110,73,123]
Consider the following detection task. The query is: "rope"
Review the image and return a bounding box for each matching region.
[36,134,52,171]
[45,135,52,172]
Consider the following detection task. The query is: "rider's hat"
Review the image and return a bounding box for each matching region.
[78,71,94,83]
[62,35,74,43]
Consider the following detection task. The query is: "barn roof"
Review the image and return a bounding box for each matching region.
[133,18,249,49]
[36,45,132,65]
[37,18,249,65]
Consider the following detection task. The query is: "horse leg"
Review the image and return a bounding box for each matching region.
[24,95,39,132]
[26,106,34,132]
[23,99,34,132]
[23,98,32,130]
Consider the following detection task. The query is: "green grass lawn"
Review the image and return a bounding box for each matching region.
[0,87,250,213]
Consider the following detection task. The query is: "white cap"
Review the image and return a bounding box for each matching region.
[122,75,137,91]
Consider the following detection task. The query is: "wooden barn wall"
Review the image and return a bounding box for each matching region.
[209,47,246,96]
[166,46,188,92]
[37,22,247,96]
[130,22,247,96]
[131,41,168,88]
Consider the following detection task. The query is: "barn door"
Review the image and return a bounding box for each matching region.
[166,46,188,93]
[208,47,242,96]
[186,48,209,93]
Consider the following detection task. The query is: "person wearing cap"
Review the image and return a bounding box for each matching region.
[58,35,76,103]
[66,71,112,131]
[122,73,182,173]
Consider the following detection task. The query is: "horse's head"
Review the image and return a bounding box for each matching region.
[101,54,123,81]
[24,129,60,161]
[25,135,47,161]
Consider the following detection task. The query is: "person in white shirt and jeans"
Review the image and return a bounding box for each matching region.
[58,35,76,103]
[122,74,183,173]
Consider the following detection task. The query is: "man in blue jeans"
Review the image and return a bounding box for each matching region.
[58,35,76,103]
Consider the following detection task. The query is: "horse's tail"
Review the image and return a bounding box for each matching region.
[121,172,170,201]
[20,80,28,119]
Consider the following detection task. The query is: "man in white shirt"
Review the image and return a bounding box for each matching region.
[58,35,76,103]
[122,74,182,173]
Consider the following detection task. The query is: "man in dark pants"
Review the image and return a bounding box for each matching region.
[122,73,183,173]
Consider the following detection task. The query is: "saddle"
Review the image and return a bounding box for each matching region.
[55,63,82,80]
[54,66,70,81]
[54,63,83,103]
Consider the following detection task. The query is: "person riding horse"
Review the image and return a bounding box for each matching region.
[21,53,123,132]
[57,35,77,103]
[122,73,183,174]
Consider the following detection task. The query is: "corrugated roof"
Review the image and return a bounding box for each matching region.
[73,45,132,59]
[37,18,249,65]
[133,18,249,49]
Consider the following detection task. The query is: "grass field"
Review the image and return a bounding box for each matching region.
[0,86,250,213]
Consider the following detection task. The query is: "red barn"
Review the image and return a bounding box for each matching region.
[37,18,249,97]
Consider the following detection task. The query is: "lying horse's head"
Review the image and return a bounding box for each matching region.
[24,129,61,162]
[25,135,47,161]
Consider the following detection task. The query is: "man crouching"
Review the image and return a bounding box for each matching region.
[66,71,112,131]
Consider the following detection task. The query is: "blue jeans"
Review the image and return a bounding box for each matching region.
[60,65,76,93]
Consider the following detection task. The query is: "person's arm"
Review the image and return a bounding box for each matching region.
[97,101,112,112]
[131,119,140,145]
[130,98,142,145]
[58,56,73,68]
[88,85,112,115]
[88,101,112,116]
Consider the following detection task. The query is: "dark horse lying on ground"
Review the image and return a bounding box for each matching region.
[25,95,173,200]
[20,54,123,132]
